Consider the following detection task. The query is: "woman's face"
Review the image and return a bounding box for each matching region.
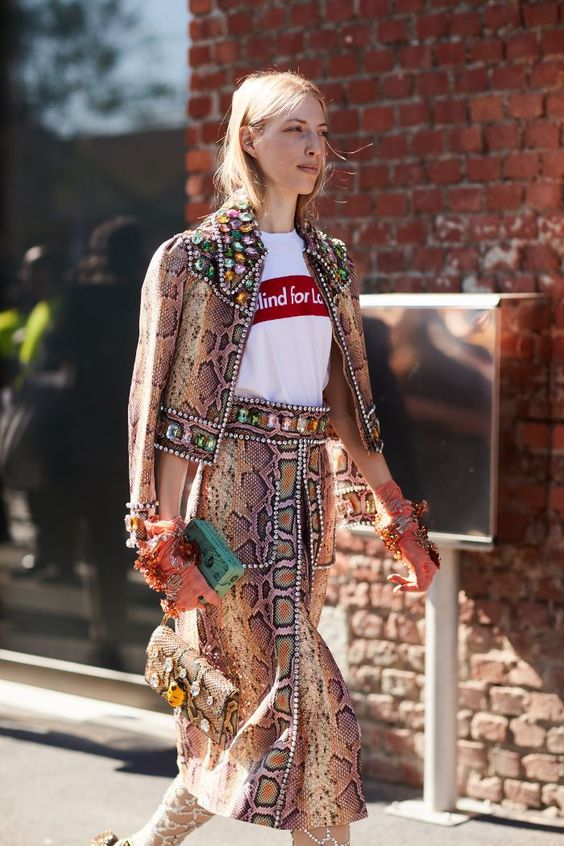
[241,93,328,199]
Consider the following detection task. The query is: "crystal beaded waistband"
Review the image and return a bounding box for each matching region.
[226,394,331,441]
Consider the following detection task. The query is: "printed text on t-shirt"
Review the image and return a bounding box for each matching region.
[253,275,329,325]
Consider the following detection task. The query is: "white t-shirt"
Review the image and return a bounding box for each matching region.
[234,228,333,406]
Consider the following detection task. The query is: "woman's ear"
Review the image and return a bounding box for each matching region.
[239,125,255,158]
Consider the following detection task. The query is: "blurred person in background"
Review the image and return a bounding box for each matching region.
[57,214,146,668]
[0,245,76,580]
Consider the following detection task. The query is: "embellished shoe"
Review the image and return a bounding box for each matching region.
[90,830,133,846]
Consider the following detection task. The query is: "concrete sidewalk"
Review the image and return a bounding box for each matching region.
[0,680,562,846]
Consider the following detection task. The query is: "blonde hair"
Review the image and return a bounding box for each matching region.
[213,69,330,226]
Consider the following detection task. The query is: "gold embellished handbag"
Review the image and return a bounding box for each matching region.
[145,613,240,747]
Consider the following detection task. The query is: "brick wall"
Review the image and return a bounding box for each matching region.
[185,0,564,820]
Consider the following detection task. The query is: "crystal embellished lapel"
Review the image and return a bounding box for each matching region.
[181,195,267,315]
[180,194,353,312]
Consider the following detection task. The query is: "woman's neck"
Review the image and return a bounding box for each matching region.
[254,190,297,234]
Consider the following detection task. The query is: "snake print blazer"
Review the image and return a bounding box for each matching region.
[126,196,384,540]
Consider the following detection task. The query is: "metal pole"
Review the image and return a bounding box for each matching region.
[424,545,459,812]
[386,546,471,825]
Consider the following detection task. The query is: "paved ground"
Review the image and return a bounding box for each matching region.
[0,681,562,846]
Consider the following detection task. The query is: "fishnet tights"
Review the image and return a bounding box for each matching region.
[126,774,213,845]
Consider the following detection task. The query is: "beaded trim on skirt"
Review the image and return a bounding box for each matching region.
[173,394,368,830]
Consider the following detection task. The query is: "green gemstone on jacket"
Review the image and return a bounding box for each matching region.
[191,231,204,244]
[236,407,249,422]
[205,434,217,450]
[249,409,262,426]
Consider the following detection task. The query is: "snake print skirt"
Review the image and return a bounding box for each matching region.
[174,394,368,830]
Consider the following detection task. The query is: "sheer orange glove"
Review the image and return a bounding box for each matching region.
[372,480,441,594]
[134,516,221,616]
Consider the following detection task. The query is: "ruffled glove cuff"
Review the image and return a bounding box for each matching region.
[372,479,441,570]
[132,515,221,617]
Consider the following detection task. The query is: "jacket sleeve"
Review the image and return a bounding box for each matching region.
[126,233,186,543]
[328,242,382,529]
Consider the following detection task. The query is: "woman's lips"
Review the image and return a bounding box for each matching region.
[298,166,318,175]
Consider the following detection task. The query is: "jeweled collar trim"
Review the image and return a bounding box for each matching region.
[181,194,353,304]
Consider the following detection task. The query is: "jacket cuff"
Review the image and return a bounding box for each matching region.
[155,405,220,463]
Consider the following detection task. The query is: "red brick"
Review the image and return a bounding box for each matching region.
[411,129,445,155]
[454,67,489,94]
[487,184,523,211]
[326,0,355,21]
[508,662,544,689]
[546,92,564,117]
[348,78,379,104]
[376,193,408,216]
[491,686,531,716]
[471,712,509,743]
[190,0,212,12]
[434,99,467,124]
[486,123,522,150]
[510,716,547,747]
[379,18,410,43]
[504,779,542,809]
[503,152,540,179]
[381,668,419,698]
[468,157,501,182]
[471,652,512,683]
[329,54,359,77]
[289,2,318,25]
[542,30,564,56]
[490,748,521,778]
[378,250,408,272]
[214,39,237,63]
[542,784,564,811]
[449,11,481,37]
[416,13,448,39]
[471,40,503,63]
[531,61,564,88]
[516,422,550,449]
[524,244,560,273]
[450,126,483,152]
[458,739,488,770]
[399,44,434,69]
[413,247,444,271]
[413,188,442,213]
[492,65,527,90]
[523,2,560,27]
[362,106,394,132]
[378,134,409,159]
[543,151,564,178]
[484,3,521,29]
[506,33,541,61]
[448,187,482,211]
[399,102,430,126]
[276,30,304,55]
[509,93,545,119]
[414,71,449,99]
[525,121,560,148]
[466,773,503,803]
[436,42,467,65]
[365,48,395,73]
[547,726,564,753]
[380,74,413,100]
[435,215,465,242]
[350,609,384,638]
[396,220,428,243]
[427,159,462,184]
[522,754,560,782]
[366,693,395,722]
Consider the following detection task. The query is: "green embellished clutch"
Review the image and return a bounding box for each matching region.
[182,518,245,601]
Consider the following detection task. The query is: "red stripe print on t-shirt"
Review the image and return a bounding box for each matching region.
[253,275,329,325]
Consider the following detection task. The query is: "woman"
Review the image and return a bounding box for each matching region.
[92,69,439,846]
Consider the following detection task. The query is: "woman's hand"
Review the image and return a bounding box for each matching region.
[387,531,438,594]
[371,479,441,595]
[135,516,221,615]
